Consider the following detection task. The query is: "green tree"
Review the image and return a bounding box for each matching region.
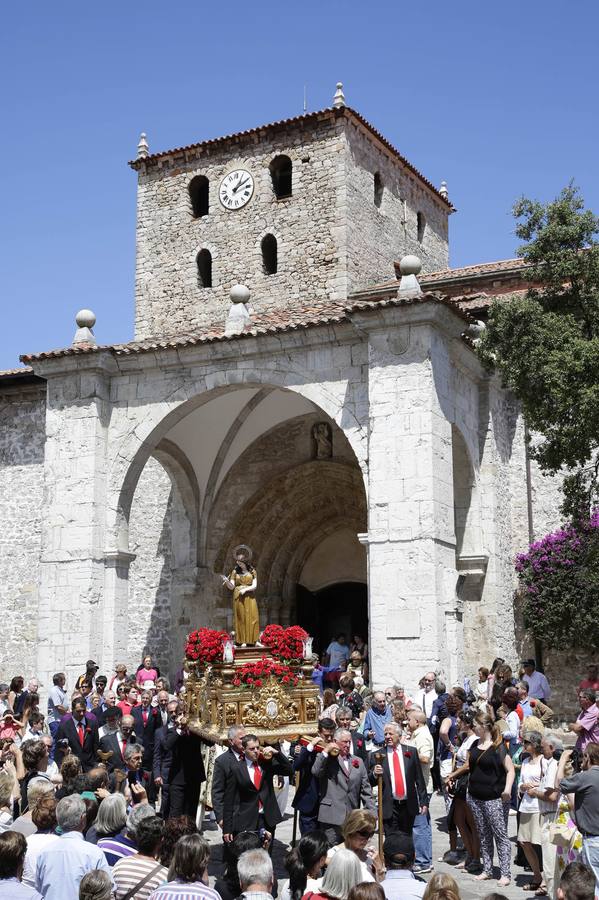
[477,183,599,518]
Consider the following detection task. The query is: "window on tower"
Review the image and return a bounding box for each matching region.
[261,234,278,275]
[269,155,292,199]
[189,176,209,218]
[417,211,426,243]
[196,249,212,287]
[374,172,383,208]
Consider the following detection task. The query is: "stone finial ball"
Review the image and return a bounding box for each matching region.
[75,309,96,328]
[399,255,422,276]
[230,284,250,304]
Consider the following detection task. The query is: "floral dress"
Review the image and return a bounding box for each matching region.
[554,795,582,880]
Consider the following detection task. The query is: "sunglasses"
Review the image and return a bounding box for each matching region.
[357,830,375,838]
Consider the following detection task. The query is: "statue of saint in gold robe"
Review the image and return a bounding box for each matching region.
[222,548,259,645]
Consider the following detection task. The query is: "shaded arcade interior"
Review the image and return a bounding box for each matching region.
[124,386,368,678]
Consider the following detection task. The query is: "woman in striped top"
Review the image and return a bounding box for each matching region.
[113,816,167,900]
[148,835,220,900]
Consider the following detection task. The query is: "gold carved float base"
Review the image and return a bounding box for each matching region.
[184,647,320,743]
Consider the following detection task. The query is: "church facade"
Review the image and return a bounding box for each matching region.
[0,93,567,695]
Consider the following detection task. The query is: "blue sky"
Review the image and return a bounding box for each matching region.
[1,2,597,368]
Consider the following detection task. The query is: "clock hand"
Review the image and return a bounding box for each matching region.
[233,177,249,194]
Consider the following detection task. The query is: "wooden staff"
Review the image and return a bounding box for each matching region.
[375,751,384,858]
[291,771,300,846]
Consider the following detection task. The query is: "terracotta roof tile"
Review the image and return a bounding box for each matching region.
[20,291,474,364]
[129,106,453,209]
[0,366,34,377]
[350,258,530,300]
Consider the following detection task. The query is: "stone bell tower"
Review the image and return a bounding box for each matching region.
[130,85,451,340]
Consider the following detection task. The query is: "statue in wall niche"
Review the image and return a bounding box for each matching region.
[221,544,259,645]
[312,422,332,459]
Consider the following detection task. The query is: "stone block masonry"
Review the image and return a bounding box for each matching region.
[0,383,46,680]
[133,109,449,341]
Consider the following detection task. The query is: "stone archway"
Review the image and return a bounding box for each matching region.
[111,384,367,678]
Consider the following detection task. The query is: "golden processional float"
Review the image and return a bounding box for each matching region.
[184,630,321,743]
[183,545,321,744]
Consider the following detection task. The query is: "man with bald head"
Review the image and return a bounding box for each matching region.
[99,713,137,772]
[156,690,170,727]
[406,709,434,872]
[363,691,393,747]
[415,673,438,722]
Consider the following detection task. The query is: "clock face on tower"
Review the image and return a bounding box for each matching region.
[219,169,254,210]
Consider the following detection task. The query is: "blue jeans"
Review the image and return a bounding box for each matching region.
[582,835,599,897]
[48,720,60,760]
[413,794,432,868]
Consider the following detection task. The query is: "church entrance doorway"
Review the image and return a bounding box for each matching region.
[296,581,368,659]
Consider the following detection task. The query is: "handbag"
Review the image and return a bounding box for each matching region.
[120,861,164,900]
[549,821,576,847]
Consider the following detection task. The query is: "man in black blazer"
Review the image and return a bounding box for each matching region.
[99,714,137,773]
[222,733,292,845]
[212,724,246,829]
[162,711,206,819]
[131,690,160,799]
[55,698,99,771]
[369,721,427,835]
[291,717,336,836]
[152,699,179,818]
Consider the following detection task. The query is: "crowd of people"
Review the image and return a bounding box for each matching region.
[0,644,598,900]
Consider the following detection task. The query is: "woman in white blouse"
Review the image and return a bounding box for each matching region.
[517,730,544,892]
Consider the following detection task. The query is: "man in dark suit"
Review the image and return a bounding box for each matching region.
[291,717,336,836]
[312,727,375,846]
[212,724,246,829]
[162,711,206,819]
[55,698,99,771]
[222,733,292,846]
[369,721,427,835]
[152,699,179,818]
[131,690,160,800]
[99,713,137,773]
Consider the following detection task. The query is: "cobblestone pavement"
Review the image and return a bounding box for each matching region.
[203,791,536,900]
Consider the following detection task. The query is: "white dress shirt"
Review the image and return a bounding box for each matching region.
[417,689,437,718]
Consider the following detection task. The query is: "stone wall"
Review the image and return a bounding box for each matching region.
[345,121,449,289]
[133,113,449,341]
[134,118,347,340]
[127,456,174,676]
[0,383,46,682]
[127,453,202,683]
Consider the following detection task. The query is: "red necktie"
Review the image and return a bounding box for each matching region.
[143,710,148,726]
[121,739,127,757]
[253,763,263,810]
[77,722,85,747]
[392,749,405,799]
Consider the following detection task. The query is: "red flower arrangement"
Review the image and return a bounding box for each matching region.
[232,658,299,689]
[185,627,231,663]
[352,758,360,768]
[260,624,309,661]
